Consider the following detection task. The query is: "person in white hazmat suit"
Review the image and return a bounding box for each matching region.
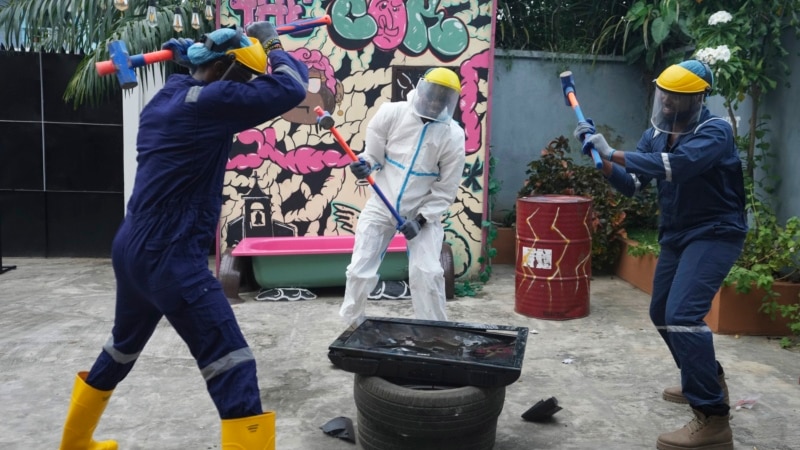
[340,68,466,326]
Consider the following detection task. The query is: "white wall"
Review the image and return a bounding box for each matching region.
[122,70,165,213]
[488,50,650,219]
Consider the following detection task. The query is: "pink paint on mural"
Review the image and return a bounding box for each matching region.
[219,0,497,279]
[459,49,489,155]
[368,0,407,51]
[227,128,351,173]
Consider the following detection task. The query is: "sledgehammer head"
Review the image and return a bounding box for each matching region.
[107,41,138,90]
[559,70,575,107]
[314,106,335,130]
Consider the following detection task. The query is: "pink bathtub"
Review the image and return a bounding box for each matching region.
[231,235,409,288]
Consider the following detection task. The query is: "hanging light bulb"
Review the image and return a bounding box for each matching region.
[146,0,158,28]
[113,0,129,12]
[172,7,184,33]
[204,1,214,22]
[191,7,201,30]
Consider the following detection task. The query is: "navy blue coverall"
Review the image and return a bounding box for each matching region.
[605,107,747,414]
[85,50,308,419]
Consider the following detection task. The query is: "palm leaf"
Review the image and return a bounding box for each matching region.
[0,0,214,108]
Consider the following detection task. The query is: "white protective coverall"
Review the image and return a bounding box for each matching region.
[340,89,466,326]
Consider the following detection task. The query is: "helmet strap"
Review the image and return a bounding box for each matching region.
[201,26,242,52]
[218,54,238,81]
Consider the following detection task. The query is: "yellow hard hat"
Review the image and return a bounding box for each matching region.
[195,28,267,75]
[655,60,713,94]
[227,37,267,75]
[424,68,461,93]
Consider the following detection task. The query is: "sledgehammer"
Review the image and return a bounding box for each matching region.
[560,71,603,169]
[96,15,332,89]
[314,106,406,227]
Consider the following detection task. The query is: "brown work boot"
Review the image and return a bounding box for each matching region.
[663,374,729,405]
[656,409,733,450]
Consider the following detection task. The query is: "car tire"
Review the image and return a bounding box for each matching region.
[357,410,498,450]
[218,249,254,304]
[354,375,504,449]
[440,242,455,299]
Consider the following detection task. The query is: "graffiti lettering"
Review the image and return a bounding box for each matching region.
[330,0,378,46]
[328,0,467,59]
[229,0,312,26]
[402,0,467,59]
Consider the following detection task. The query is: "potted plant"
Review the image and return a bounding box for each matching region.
[683,2,800,343]
[614,186,660,293]
[481,153,518,266]
[615,227,659,295]
[491,208,516,265]
[602,2,800,343]
[707,183,800,340]
[612,180,800,340]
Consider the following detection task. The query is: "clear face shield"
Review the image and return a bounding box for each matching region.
[650,86,705,135]
[412,78,459,122]
[219,57,258,83]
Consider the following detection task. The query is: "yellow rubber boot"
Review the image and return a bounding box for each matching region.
[221,412,276,450]
[59,371,118,450]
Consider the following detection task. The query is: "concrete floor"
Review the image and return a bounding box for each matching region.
[1,258,799,450]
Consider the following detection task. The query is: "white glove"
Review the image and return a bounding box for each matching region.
[245,21,282,52]
[582,133,616,161]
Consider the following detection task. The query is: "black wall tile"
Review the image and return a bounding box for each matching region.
[0,122,44,190]
[0,190,47,256]
[1,51,124,258]
[45,123,123,192]
[46,191,123,257]
[41,53,123,125]
[0,50,42,121]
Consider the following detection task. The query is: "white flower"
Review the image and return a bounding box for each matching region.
[695,45,732,65]
[708,11,733,26]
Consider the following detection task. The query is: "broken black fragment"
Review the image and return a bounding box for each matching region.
[320,416,356,444]
[522,397,562,422]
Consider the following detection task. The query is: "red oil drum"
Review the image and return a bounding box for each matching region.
[515,195,592,320]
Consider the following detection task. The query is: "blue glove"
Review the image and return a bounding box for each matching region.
[582,133,616,161]
[573,118,596,143]
[161,38,195,69]
[245,21,283,52]
[349,157,372,180]
[398,216,424,240]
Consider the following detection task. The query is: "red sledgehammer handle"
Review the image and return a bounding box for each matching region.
[314,106,406,226]
[96,49,173,76]
[96,15,332,77]
[275,15,331,34]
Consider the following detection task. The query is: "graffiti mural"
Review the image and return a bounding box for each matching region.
[219,0,495,279]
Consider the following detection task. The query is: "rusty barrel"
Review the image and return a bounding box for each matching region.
[515,195,592,320]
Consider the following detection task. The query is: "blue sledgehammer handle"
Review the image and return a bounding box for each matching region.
[370,179,405,226]
[560,70,604,169]
[565,87,603,169]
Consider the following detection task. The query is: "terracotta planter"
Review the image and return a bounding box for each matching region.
[492,226,516,265]
[614,237,657,295]
[704,282,800,336]
[614,237,799,336]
